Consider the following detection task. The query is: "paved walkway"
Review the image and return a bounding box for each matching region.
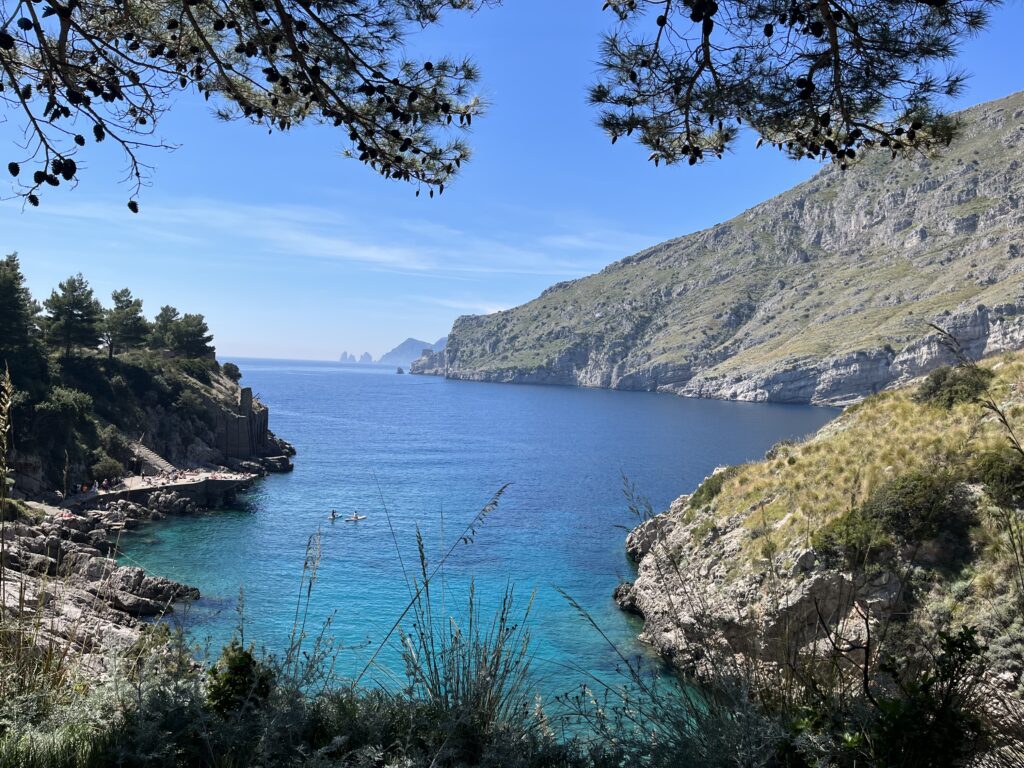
[67,469,255,506]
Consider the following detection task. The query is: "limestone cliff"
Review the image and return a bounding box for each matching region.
[615,352,1024,691]
[414,91,1024,405]
[11,356,294,500]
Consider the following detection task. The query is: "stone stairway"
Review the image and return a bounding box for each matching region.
[129,442,178,475]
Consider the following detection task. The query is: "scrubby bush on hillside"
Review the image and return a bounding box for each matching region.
[812,505,893,569]
[974,448,1024,509]
[862,470,973,545]
[914,365,994,408]
[690,465,742,509]
[813,470,974,569]
[222,362,242,383]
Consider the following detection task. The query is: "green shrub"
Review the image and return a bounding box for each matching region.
[174,389,212,429]
[690,465,742,509]
[174,357,215,385]
[221,362,241,383]
[861,469,973,545]
[89,454,125,482]
[866,627,988,767]
[973,447,1024,508]
[206,640,275,718]
[813,507,893,569]
[914,365,994,408]
[814,470,974,569]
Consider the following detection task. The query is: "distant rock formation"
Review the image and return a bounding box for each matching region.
[339,351,356,363]
[358,352,373,364]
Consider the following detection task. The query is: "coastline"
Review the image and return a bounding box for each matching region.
[3,435,296,679]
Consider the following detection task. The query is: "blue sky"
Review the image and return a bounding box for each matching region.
[4,1,1023,360]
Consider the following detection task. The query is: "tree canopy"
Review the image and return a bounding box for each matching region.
[170,312,214,358]
[591,0,997,168]
[0,0,1002,205]
[42,273,102,357]
[0,0,495,207]
[102,287,149,357]
[0,253,46,391]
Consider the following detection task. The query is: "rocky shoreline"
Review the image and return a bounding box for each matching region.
[414,303,1024,406]
[2,493,204,675]
[2,437,297,678]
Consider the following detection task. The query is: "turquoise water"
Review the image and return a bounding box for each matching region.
[120,359,837,699]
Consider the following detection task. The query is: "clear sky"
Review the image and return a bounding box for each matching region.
[4,1,1023,360]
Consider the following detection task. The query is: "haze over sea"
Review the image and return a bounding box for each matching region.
[120,359,836,698]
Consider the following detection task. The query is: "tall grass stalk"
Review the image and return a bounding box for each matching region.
[354,484,508,685]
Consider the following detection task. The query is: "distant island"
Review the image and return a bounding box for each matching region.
[338,351,374,364]
[340,337,446,369]
[376,337,446,368]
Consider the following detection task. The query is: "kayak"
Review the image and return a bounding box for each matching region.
[345,515,367,522]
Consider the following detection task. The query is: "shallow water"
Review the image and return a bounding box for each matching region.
[119,360,837,700]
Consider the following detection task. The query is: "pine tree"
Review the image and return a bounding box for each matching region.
[592,0,997,169]
[0,0,494,205]
[43,274,102,358]
[0,254,46,391]
[149,305,181,351]
[102,288,150,358]
[171,314,215,359]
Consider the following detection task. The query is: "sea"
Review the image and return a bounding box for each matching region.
[119,358,838,701]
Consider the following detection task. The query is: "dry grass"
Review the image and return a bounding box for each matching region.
[701,351,1024,562]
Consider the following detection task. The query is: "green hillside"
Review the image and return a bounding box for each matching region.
[419,91,1024,404]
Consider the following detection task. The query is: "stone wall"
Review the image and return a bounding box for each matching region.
[215,387,270,459]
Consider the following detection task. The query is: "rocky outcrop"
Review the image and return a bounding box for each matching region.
[615,494,903,670]
[675,303,1024,405]
[1,498,202,674]
[416,91,1024,405]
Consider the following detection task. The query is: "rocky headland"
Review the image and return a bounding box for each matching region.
[613,353,1024,692]
[3,349,297,678]
[414,90,1024,405]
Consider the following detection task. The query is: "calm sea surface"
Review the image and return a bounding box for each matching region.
[119,359,837,699]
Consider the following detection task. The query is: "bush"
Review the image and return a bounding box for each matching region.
[914,365,994,408]
[973,447,1024,509]
[97,425,131,464]
[861,469,973,545]
[812,507,893,569]
[221,362,241,383]
[206,640,275,718]
[690,465,742,509]
[174,357,215,385]
[174,390,212,429]
[814,470,975,569]
[89,454,125,483]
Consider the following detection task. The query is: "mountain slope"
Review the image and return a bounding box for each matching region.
[414,91,1024,404]
[616,349,1024,693]
[378,337,434,367]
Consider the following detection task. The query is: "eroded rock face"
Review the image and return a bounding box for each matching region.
[416,92,1024,405]
[0,500,201,676]
[615,493,903,671]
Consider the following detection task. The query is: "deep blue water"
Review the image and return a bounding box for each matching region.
[119,359,837,699]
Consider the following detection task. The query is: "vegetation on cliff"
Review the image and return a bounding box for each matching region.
[0,253,241,493]
[615,348,1024,765]
[424,91,1024,404]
